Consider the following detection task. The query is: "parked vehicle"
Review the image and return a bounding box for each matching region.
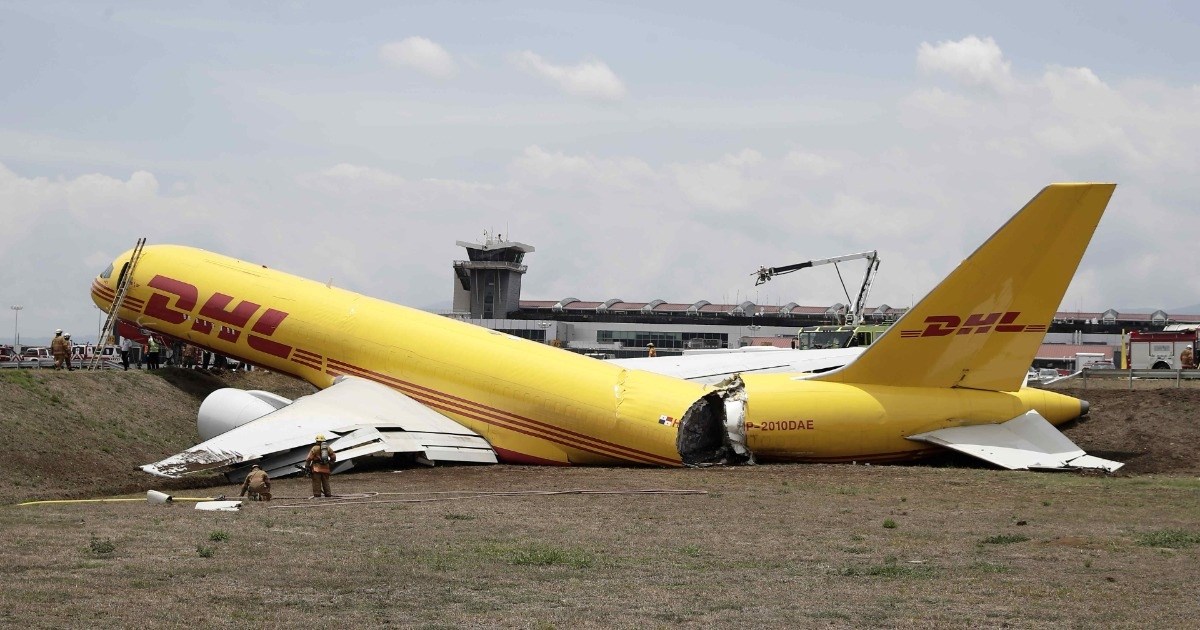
[1126,330,1196,369]
[19,347,55,368]
[72,344,123,369]
[0,346,25,368]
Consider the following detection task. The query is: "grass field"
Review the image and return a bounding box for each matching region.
[4,464,1198,628]
[4,369,1199,627]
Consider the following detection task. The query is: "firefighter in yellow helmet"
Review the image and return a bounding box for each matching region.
[305,434,336,498]
[50,329,68,370]
[239,464,272,501]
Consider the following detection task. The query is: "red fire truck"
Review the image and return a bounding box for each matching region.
[1124,329,1197,369]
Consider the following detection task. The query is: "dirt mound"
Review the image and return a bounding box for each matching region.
[1057,386,1200,475]
[0,368,315,504]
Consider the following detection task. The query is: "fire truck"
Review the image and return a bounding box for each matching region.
[1124,329,1197,369]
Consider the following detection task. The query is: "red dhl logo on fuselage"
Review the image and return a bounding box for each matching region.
[899,312,1047,338]
[139,275,293,359]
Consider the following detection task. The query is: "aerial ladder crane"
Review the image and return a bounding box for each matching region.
[752,250,881,327]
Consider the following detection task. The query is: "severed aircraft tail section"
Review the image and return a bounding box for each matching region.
[813,183,1116,392]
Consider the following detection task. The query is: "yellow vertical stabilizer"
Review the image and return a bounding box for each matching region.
[814,183,1115,392]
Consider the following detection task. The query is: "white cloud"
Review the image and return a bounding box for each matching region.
[901,87,976,121]
[511,51,627,101]
[783,151,842,177]
[0,165,163,236]
[301,163,407,192]
[511,145,657,191]
[669,149,765,210]
[917,35,1015,93]
[379,37,457,79]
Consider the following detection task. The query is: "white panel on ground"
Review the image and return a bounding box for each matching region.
[907,411,1123,472]
[195,500,243,511]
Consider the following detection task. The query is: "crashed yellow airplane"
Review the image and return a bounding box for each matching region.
[91,183,1121,479]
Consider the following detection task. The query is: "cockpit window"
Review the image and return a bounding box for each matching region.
[100,263,114,279]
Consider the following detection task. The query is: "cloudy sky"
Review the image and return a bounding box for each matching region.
[3,1,1200,343]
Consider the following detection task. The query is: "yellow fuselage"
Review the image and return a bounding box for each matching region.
[91,245,1085,466]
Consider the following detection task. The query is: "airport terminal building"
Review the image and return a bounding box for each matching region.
[445,236,1197,366]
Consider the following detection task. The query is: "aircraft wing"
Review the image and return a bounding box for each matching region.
[609,348,864,384]
[907,411,1123,472]
[141,375,496,479]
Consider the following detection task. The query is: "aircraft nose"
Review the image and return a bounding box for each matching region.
[90,261,119,310]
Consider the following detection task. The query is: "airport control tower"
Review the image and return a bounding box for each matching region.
[452,233,535,319]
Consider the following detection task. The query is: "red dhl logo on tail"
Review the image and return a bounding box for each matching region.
[899,312,1047,338]
[140,275,293,359]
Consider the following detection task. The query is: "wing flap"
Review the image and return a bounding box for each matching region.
[907,411,1123,472]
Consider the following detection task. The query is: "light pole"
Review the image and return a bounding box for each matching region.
[10,305,22,353]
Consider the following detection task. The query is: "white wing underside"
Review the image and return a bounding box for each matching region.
[611,347,864,384]
[141,375,496,479]
[907,411,1123,472]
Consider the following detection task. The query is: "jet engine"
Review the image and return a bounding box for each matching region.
[197,388,293,441]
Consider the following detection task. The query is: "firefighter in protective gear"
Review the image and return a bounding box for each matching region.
[239,464,272,501]
[63,333,74,370]
[305,435,336,498]
[50,329,68,370]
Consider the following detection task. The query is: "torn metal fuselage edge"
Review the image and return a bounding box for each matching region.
[677,375,753,467]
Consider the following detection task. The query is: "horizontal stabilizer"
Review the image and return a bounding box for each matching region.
[907,411,1123,472]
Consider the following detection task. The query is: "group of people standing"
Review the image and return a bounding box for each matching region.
[118,335,163,370]
[116,336,242,372]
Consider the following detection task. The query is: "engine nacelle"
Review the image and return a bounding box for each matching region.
[197,388,293,441]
